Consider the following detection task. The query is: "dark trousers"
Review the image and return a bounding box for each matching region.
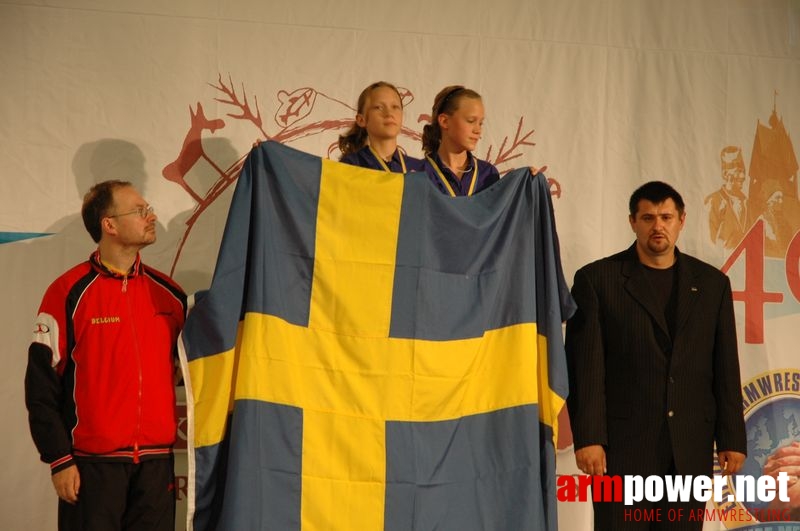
[592,422,705,531]
[58,458,175,531]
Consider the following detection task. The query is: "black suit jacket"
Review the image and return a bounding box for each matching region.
[565,244,746,476]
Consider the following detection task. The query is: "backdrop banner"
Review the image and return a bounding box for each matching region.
[2,2,798,530]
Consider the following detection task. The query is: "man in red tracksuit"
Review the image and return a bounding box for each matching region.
[25,180,186,531]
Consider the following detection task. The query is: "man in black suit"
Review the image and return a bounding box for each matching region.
[566,181,747,530]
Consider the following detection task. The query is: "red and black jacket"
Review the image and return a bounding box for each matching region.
[25,251,186,473]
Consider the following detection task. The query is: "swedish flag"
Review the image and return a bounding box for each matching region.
[180,141,575,531]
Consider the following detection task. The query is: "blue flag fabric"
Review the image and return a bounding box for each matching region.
[179,141,576,531]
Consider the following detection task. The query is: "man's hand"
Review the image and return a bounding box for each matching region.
[575,444,607,475]
[717,450,746,476]
[52,464,80,504]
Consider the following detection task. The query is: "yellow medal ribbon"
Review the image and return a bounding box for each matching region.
[425,155,478,197]
[369,146,407,173]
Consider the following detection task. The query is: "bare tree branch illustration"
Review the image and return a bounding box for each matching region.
[210,73,268,139]
[485,117,537,168]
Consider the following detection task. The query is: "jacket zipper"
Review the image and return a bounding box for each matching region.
[124,274,143,463]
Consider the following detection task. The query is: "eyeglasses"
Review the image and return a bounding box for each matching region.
[107,205,154,219]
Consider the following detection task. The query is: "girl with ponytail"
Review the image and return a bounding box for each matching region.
[421,85,500,196]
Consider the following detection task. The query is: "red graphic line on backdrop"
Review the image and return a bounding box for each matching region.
[163,102,226,204]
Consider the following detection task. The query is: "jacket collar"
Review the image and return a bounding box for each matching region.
[621,243,699,340]
[90,250,142,278]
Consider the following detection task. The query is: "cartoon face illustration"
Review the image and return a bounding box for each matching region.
[722,167,746,193]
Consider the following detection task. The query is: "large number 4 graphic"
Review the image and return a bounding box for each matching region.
[720,220,800,344]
